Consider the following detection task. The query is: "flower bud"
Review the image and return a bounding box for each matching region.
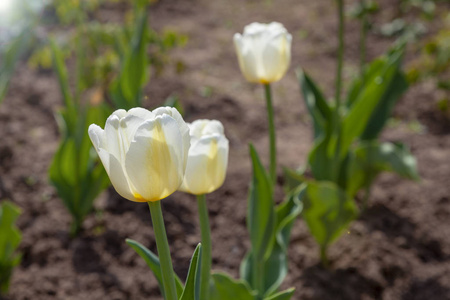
[234,22,292,84]
[178,120,229,195]
[88,107,190,202]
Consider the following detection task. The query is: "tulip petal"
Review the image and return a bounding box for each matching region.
[234,34,260,83]
[179,135,229,195]
[125,115,184,202]
[88,124,106,153]
[119,108,155,152]
[104,150,135,201]
[153,107,191,171]
[89,124,134,201]
[112,109,127,119]
[104,114,126,163]
[262,32,291,83]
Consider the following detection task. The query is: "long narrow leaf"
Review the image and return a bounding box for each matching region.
[247,145,275,261]
[180,243,202,300]
[340,49,404,157]
[297,69,332,138]
[126,239,184,298]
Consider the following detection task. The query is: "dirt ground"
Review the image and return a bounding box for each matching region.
[1,0,449,299]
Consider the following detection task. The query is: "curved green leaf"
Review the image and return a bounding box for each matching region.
[180,243,202,300]
[248,145,274,261]
[302,181,358,249]
[264,288,295,300]
[210,273,257,300]
[0,202,22,294]
[297,69,332,139]
[340,48,405,157]
[347,141,419,196]
[126,239,184,298]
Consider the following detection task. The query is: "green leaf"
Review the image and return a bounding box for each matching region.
[263,186,303,296]
[302,181,358,249]
[307,135,339,181]
[361,70,408,140]
[126,239,184,298]
[247,145,275,262]
[347,141,419,196]
[282,167,306,193]
[340,48,405,157]
[210,273,257,300]
[110,6,149,109]
[297,69,332,138]
[180,243,202,300]
[49,103,111,234]
[241,185,303,296]
[264,288,295,300]
[0,202,22,294]
[50,39,74,109]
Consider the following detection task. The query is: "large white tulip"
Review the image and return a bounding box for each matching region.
[178,120,229,195]
[234,22,292,84]
[88,107,190,202]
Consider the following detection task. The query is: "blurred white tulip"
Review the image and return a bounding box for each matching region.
[179,120,229,195]
[234,22,292,84]
[88,107,190,202]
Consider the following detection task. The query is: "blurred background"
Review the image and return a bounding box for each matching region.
[0,0,449,299]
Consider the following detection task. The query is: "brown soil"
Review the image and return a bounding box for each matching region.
[1,0,449,299]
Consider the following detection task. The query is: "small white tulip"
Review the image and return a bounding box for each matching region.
[178,120,229,195]
[234,22,292,84]
[88,107,190,202]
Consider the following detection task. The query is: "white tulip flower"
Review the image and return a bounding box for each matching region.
[234,22,292,84]
[178,120,229,195]
[88,107,190,202]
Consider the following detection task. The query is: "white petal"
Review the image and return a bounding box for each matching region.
[234,34,260,83]
[119,108,155,152]
[112,109,127,119]
[89,124,110,174]
[261,32,291,82]
[89,124,134,200]
[179,135,229,195]
[203,120,224,135]
[153,107,190,171]
[125,115,184,202]
[88,124,106,152]
[104,114,126,163]
[103,150,135,201]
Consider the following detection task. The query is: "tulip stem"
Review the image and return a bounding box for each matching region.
[197,194,212,300]
[264,83,277,186]
[148,201,177,300]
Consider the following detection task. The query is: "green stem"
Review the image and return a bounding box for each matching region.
[148,201,177,300]
[335,0,345,108]
[197,194,212,300]
[359,0,368,78]
[264,83,277,186]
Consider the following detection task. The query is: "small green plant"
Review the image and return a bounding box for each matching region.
[48,40,111,236]
[0,201,22,295]
[284,0,420,265]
